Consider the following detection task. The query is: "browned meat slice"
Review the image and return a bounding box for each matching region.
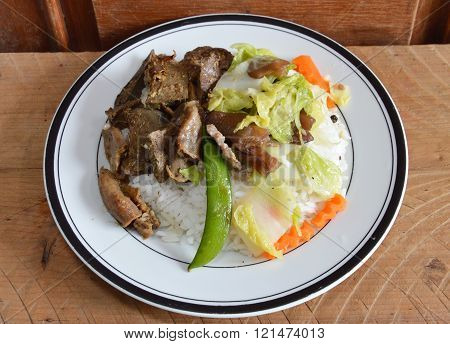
[292,111,315,144]
[236,147,280,176]
[300,110,316,131]
[206,124,241,170]
[292,124,314,144]
[121,183,160,238]
[205,111,270,151]
[176,101,202,160]
[143,52,189,105]
[147,129,168,182]
[105,99,141,129]
[99,168,161,238]
[291,122,301,144]
[98,168,142,227]
[114,52,153,107]
[301,131,314,143]
[188,81,201,100]
[205,111,278,174]
[205,110,245,136]
[247,57,290,79]
[102,125,127,173]
[235,125,272,152]
[183,47,233,96]
[160,103,175,118]
[120,183,149,212]
[121,107,167,176]
[166,156,190,182]
[126,107,167,132]
[134,210,160,238]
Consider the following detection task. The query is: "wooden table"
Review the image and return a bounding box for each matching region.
[0,45,448,324]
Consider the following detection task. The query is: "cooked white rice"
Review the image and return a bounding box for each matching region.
[131,108,350,256]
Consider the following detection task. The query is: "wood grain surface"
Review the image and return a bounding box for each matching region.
[1,1,449,52]
[0,45,448,323]
[92,0,422,49]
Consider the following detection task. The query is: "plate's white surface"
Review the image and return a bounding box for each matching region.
[44,14,407,317]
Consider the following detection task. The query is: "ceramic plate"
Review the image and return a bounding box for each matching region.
[44,14,408,317]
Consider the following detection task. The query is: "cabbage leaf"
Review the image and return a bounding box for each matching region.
[208,88,253,112]
[232,179,298,257]
[288,146,342,197]
[235,74,312,143]
[229,43,275,71]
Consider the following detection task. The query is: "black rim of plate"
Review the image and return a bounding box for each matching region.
[44,14,407,316]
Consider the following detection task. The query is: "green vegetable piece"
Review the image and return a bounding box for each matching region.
[233,204,282,259]
[179,165,203,185]
[229,43,275,71]
[289,146,342,198]
[188,131,232,271]
[208,88,253,112]
[235,73,312,143]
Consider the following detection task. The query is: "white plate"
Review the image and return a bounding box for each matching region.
[44,14,408,317]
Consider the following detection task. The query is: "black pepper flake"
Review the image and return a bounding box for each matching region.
[330,115,338,123]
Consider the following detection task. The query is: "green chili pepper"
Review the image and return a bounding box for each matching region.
[188,130,232,271]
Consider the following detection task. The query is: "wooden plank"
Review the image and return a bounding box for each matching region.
[41,0,69,50]
[0,0,100,53]
[92,0,420,49]
[59,0,101,51]
[0,46,449,323]
[410,0,449,44]
[0,0,53,52]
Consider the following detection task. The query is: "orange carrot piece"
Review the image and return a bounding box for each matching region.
[262,195,346,259]
[331,194,347,210]
[275,236,290,252]
[311,212,328,228]
[311,194,347,228]
[292,55,329,90]
[327,97,336,109]
[262,252,275,260]
[300,221,315,241]
[292,55,335,108]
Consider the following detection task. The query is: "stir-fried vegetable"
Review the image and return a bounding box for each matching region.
[229,43,275,71]
[197,46,350,265]
[188,132,232,271]
[288,146,342,198]
[232,179,299,257]
[263,194,346,259]
[292,54,336,108]
[214,59,267,93]
[262,221,315,259]
[208,88,253,112]
[235,74,312,143]
[233,203,283,258]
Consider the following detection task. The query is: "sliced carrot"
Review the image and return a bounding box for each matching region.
[292,55,328,90]
[327,96,336,109]
[292,55,335,108]
[262,195,346,260]
[300,221,315,241]
[330,194,347,209]
[275,235,290,252]
[262,252,275,260]
[262,221,315,259]
[311,194,347,228]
